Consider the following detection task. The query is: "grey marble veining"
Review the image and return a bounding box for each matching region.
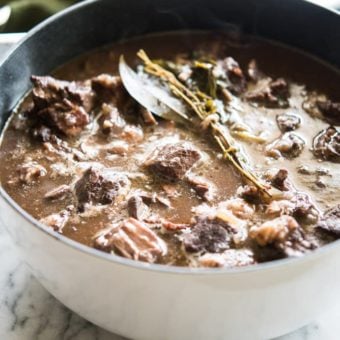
[0,220,340,340]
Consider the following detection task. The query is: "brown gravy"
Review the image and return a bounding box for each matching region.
[0,31,339,268]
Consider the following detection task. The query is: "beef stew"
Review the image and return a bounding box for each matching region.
[0,31,339,268]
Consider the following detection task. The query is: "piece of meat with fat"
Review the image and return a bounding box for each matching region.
[218,57,246,94]
[17,161,47,184]
[237,185,262,204]
[250,215,299,246]
[185,173,215,201]
[100,103,126,134]
[291,192,319,224]
[91,74,125,104]
[75,167,130,208]
[30,76,94,136]
[94,218,167,263]
[313,126,340,162]
[145,142,201,182]
[127,195,149,220]
[267,168,290,191]
[246,78,289,108]
[276,113,301,132]
[250,215,317,259]
[266,132,305,159]
[219,198,254,219]
[316,204,340,237]
[40,210,70,232]
[316,99,340,125]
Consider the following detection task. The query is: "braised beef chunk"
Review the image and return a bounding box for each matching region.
[237,185,261,204]
[246,78,289,108]
[91,74,124,104]
[185,173,215,201]
[17,161,47,184]
[30,76,94,136]
[291,193,319,223]
[270,169,289,191]
[100,103,126,134]
[32,125,54,142]
[266,133,305,159]
[250,215,316,260]
[221,57,246,94]
[313,126,340,162]
[317,205,340,237]
[276,113,301,132]
[127,195,149,220]
[145,143,201,181]
[40,210,70,232]
[317,100,340,125]
[183,218,233,253]
[94,218,167,262]
[75,167,130,208]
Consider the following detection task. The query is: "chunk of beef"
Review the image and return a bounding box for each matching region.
[266,193,318,224]
[219,198,254,219]
[266,133,305,159]
[221,57,246,94]
[145,143,201,182]
[44,184,71,200]
[30,76,94,136]
[246,78,289,108]
[32,125,54,142]
[198,249,255,268]
[17,161,47,184]
[276,113,301,132]
[317,204,340,237]
[237,185,261,204]
[270,169,290,191]
[250,215,316,259]
[75,167,130,208]
[94,218,167,263]
[185,173,215,201]
[183,217,233,253]
[290,192,319,224]
[100,103,126,134]
[266,199,296,217]
[121,125,144,143]
[313,126,340,162]
[40,210,70,232]
[250,215,299,246]
[127,195,149,220]
[91,74,125,104]
[316,99,340,125]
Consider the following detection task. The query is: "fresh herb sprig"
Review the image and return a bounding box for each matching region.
[137,49,271,197]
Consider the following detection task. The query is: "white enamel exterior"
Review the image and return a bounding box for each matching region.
[1,190,340,340]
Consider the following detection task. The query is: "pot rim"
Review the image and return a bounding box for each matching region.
[0,0,339,276]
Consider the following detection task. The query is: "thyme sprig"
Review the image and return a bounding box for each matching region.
[137,49,270,197]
